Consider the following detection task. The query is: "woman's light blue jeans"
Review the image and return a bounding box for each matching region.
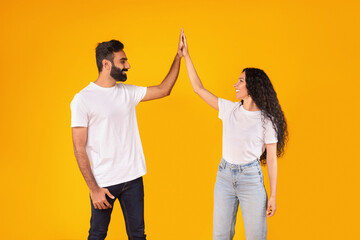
[213,158,267,240]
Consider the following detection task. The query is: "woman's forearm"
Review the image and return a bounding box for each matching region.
[267,157,278,197]
[184,55,204,93]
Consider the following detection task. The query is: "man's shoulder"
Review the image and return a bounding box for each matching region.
[70,83,97,107]
[119,83,138,89]
[118,83,147,94]
[75,82,97,97]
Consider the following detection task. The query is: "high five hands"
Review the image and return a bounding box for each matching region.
[177,28,189,58]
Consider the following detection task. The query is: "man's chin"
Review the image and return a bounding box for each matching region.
[115,76,127,82]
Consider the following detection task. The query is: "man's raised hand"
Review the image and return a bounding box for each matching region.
[177,28,185,58]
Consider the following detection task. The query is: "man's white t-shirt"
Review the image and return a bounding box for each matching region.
[218,98,278,164]
[70,82,147,187]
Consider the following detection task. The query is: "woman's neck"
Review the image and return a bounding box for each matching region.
[242,97,260,111]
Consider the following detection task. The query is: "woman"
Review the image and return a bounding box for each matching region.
[180,29,288,240]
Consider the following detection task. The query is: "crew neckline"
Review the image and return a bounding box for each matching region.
[239,104,261,117]
[90,82,117,90]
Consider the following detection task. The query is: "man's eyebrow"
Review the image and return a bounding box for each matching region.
[120,58,128,61]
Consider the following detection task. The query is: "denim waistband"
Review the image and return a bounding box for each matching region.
[220,157,260,170]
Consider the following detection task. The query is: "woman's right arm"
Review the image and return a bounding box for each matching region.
[182,30,219,111]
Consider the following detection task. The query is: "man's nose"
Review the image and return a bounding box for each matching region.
[126,62,131,69]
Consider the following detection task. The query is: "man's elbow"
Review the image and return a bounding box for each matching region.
[164,89,171,97]
[159,87,171,97]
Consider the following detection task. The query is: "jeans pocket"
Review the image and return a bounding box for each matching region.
[218,162,225,172]
[258,165,264,183]
[243,165,260,176]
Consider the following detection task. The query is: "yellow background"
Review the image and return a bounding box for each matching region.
[1,0,359,239]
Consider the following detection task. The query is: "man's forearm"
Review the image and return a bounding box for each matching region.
[159,54,181,95]
[74,149,99,191]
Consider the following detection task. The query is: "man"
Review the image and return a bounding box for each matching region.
[71,30,184,240]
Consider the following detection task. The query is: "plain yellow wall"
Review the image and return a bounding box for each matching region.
[1,0,359,239]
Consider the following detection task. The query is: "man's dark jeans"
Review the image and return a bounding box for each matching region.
[88,177,146,240]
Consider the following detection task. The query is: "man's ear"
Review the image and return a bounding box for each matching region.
[102,59,112,71]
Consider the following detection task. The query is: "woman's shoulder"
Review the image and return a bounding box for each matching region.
[219,98,242,107]
[218,98,242,120]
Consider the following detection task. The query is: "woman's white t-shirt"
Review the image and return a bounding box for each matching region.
[218,98,278,164]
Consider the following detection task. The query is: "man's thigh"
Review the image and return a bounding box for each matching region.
[119,177,146,239]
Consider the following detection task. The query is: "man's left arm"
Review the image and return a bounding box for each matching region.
[141,30,183,102]
[141,55,181,101]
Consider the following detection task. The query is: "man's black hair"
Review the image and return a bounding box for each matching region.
[95,40,124,72]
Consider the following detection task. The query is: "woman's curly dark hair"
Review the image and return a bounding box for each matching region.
[242,68,288,164]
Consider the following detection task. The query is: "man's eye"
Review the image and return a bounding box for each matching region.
[121,61,125,64]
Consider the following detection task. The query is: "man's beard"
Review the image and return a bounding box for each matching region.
[110,65,128,82]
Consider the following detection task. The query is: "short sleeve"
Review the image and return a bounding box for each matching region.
[70,94,89,127]
[264,119,278,144]
[124,84,147,105]
[218,98,237,120]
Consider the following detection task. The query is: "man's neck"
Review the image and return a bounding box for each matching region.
[94,73,117,88]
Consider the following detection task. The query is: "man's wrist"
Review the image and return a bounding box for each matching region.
[89,185,100,192]
[175,53,182,60]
